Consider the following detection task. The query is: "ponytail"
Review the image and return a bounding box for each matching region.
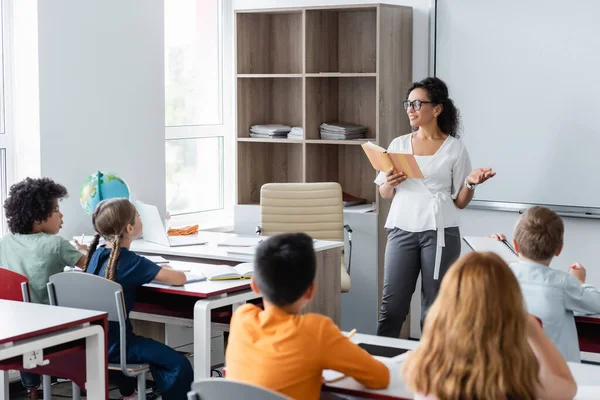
[81,233,101,273]
[105,235,122,281]
[437,97,460,138]
[406,77,461,137]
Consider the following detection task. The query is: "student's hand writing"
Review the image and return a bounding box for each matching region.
[489,233,506,241]
[386,168,407,187]
[569,263,586,284]
[74,240,88,252]
[467,168,496,185]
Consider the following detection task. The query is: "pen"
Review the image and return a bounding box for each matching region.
[501,239,517,255]
[80,233,85,244]
[347,329,356,340]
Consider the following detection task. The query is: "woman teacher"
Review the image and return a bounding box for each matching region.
[376,77,495,337]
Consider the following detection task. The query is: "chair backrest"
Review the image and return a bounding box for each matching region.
[260,182,343,241]
[0,267,30,302]
[47,272,125,323]
[188,379,291,400]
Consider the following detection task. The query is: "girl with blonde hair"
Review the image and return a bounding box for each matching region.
[403,252,577,400]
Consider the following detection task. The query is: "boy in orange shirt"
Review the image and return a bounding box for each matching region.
[225,233,390,400]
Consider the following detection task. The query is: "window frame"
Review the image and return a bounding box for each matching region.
[165,0,234,230]
[0,0,14,236]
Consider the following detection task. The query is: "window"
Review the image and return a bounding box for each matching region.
[165,0,233,229]
[0,0,14,236]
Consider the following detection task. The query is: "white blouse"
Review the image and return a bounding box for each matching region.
[375,133,472,279]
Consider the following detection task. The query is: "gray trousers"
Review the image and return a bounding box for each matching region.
[376,227,461,338]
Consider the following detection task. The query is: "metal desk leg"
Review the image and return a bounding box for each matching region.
[0,370,8,400]
[193,300,212,379]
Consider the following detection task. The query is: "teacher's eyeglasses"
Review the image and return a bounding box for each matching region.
[403,100,434,111]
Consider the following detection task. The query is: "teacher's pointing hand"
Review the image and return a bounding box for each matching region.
[466,168,496,185]
[386,168,407,187]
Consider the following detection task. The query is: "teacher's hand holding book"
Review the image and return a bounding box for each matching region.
[386,168,407,187]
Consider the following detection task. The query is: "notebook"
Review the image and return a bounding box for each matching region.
[201,263,254,281]
[463,236,519,263]
[361,141,424,178]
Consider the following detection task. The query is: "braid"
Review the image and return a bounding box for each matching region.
[105,235,122,281]
[81,233,101,272]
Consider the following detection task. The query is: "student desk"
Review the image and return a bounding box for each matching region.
[322,332,600,400]
[129,233,343,379]
[575,314,600,359]
[0,300,107,400]
[134,262,259,379]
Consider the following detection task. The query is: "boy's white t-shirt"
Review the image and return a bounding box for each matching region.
[374,134,472,279]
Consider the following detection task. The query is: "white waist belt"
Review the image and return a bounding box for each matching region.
[432,192,449,280]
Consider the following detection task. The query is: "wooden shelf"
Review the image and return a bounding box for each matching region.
[306,8,377,74]
[305,139,370,145]
[305,73,377,78]
[237,141,303,204]
[305,76,376,140]
[238,138,303,144]
[305,143,376,204]
[237,74,303,78]
[236,11,303,74]
[237,77,302,139]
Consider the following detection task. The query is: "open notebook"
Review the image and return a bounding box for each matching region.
[463,236,519,264]
[202,263,254,281]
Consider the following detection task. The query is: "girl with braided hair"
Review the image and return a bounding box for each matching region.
[84,198,192,399]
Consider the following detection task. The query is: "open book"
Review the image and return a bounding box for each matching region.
[361,141,424,178]
[463,236,519,264]
[202,262,254,281]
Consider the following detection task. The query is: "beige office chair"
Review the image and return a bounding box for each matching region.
[256,182,352,293]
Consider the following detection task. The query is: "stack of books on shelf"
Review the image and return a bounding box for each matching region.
[319,122,367,140]
[288,127,303,139]
[249,124,291,138]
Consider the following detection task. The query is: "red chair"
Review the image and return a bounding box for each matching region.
[0,267,51,398]
[0,267,30,302]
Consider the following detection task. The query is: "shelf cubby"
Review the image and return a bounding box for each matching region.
[305,76,376,140]
[237,141,304,205]
[236,11,303,74]
[305,7,377,74]
[237,77,303,138]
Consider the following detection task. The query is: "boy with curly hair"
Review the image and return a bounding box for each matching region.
[0,177,87,398]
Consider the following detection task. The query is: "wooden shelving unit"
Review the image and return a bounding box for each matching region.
[235,3,413,213]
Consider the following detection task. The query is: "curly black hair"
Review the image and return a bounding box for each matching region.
[4,178,68,234]
[407,77,461,137]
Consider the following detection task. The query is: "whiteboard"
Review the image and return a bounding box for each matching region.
[435,0,600,210]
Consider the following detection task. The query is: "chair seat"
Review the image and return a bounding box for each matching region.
[108,363,149,374]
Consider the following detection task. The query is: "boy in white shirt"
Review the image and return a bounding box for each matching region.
[492,206,600,362]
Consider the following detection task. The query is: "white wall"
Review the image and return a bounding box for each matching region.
[36,0,166,238]
[232,0,432,80]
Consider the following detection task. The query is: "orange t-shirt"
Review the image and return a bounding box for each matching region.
[225,304,390,400]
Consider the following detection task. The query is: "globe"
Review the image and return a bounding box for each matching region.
[80,171,131,215]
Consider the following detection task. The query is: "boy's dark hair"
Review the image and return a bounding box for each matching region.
[4,177,68,234]
[254,233,316,307]
[514,206,564,261]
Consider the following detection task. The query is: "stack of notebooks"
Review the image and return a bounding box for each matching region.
[288,126,303,139]
[320,122,367,140]
[249,124,291,139]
